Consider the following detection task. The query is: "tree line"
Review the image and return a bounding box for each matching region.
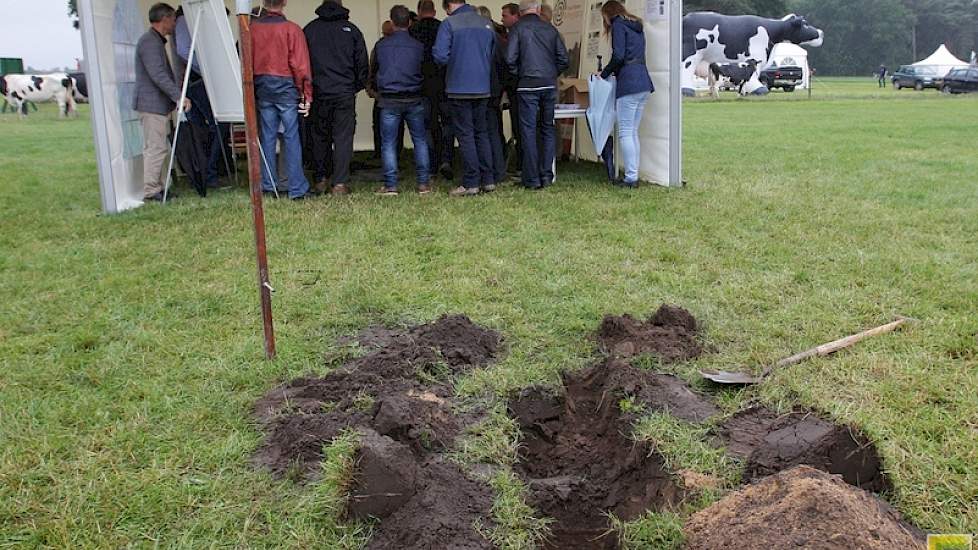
[69,0,976,76]
[686,0,978,75]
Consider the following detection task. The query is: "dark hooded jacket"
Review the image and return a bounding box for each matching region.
[600,16,654,98]
[303,1,369,99]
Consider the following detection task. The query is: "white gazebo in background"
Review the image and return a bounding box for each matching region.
[766,42,810,89]
[912,44,969,76]
[77,0,684,214]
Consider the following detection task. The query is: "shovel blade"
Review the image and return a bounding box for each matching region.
[699,370,762,385]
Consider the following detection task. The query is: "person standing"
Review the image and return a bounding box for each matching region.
[134,3,191,202]
[480,6,509,188]
[250,0,313,200]
[433,0,497,197]
[878,64,888,88]
[411,1,452,180]
[506,0,568,190]
[305,0,368,195]
[370,5,431,195]
[500,3,521,177]
[598,1,653,188]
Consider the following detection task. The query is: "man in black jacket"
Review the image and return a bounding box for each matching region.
[410,0,453,178]
[304,0,368,195]
[506,0,568,190]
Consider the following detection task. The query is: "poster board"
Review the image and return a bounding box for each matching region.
[183,0,244,122]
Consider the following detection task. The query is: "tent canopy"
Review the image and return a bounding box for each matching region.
[911,44,969,75]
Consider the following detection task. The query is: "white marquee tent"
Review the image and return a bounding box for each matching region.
[77,0,683,213]
[766,42,809,89]
[912,44,969,76]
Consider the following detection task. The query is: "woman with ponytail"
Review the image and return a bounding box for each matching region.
[597,1,654,188]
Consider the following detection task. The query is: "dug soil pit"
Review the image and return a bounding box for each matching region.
[509,360,710,549]
[596,305,703,363]
[684,466,925,550]
[253,315,500,549]
[718,406,890,493]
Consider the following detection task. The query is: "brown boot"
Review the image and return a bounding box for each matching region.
[331,183,350,196]
[312,178,329,195]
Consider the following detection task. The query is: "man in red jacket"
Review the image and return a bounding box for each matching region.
[251,0,314,200]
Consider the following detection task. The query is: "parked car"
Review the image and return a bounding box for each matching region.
[939,67,978,94]
[891,65,941,90]
[759,64,803,92]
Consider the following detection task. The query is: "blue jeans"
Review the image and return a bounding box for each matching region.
[517,88,557,188]
[256,76,309,198]
[449,98,493,189]
[616,92,649,184]
[380,100,430,188]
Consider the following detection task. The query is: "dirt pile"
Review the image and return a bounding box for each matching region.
[509,361,708,549]
[684,466,924,550]
[718,406,890,492]
[596,305,703,362]
[253,315,501,549]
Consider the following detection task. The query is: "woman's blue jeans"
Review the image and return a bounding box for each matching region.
[616,92,649,184]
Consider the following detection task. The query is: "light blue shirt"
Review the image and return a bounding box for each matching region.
[174,15,200,74]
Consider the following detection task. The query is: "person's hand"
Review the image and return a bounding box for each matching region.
[182,98,192,112]
[298,101,310,117]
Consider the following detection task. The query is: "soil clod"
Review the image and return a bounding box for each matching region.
[597,305,703,363]
[684,466,925,550]
[254,315,500,548]
[509,362,691,549]
[718,406,890,493]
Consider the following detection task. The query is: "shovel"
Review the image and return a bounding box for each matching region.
[700,317,911,385]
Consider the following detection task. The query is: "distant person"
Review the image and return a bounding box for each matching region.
[507,0,568,190]
[878,64,888,88]
[434,0,498,196]
[370,5,431,195]
[598,1,654,188]
[134,3,191,202]
[305,0,369,195]
[411,0,454,179]
[250,0,313,200]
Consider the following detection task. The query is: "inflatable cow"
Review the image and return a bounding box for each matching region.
[682,13,823,96]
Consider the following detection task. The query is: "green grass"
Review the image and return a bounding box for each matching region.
[1,78,977,547]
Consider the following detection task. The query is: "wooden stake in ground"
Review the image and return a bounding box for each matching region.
[238,8,276,360]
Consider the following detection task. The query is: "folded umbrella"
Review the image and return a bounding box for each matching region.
[586,74,617,181]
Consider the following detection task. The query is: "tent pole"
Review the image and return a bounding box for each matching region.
[238,7,276,361]
[163,13,202,204]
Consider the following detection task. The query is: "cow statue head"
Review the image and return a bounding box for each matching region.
[782,15,823,48]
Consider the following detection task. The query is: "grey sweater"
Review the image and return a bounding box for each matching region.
[134,29,181,115]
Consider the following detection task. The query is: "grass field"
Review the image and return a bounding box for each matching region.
[1,77,976,547]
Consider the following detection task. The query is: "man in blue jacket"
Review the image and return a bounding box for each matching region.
[433,0,496,196]
[370,5,431,195]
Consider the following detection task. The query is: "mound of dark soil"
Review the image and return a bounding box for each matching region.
[350,431,495,550]
[684,466,924,550]
[253,315,501,549]
[509,361,699,549]
[254,314,500,476]
[597,305,702,363]
[718,406,890,493]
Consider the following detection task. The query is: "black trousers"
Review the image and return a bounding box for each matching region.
[486,99,506,184]
[505,87,522,170]
[448,98,493,189]
[311,95,356,185]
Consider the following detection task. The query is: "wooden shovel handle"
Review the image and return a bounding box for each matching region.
[761,317,910,377]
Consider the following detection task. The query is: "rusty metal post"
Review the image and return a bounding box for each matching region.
[238,9,276,360]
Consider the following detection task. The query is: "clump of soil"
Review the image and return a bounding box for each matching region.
[253,315,501,549]
[597,305,703,362]
[509,361,699,549]
[350,431,496,550]
[718,406,890,493]
[254,314,500,476]
[684,466,925,550]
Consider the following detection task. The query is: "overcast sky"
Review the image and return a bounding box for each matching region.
[1,0,84,71]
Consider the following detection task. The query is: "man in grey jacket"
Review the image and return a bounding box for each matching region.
[134,3,191,202]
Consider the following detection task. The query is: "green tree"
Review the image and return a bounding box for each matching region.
[684,0,789,18]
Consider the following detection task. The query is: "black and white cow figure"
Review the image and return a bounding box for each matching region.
[1,73,78,118]
[682,12,823,96]
[708,60,758,98]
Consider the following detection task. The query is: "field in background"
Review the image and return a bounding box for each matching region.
[1,78,976,546]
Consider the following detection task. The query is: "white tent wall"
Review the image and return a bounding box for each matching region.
[80,0,681,213]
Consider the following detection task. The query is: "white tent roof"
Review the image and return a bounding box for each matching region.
[912,44,969,73]
[770,42,808,60]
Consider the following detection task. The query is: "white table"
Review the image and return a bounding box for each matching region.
[552,108,588,183]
